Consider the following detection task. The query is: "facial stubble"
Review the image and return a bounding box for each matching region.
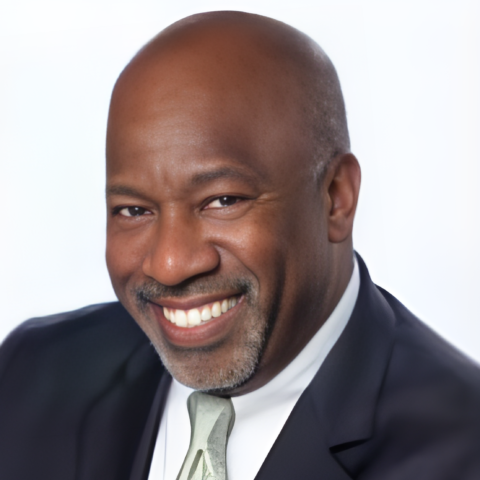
[132,277,280,393]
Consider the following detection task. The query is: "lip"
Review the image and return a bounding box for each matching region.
[151,295,244,348]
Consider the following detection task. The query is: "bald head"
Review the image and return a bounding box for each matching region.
[108,11,349,177]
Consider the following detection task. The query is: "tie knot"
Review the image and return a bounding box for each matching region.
[177,392,235,480]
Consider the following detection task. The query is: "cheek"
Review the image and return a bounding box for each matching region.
[105,228,149,298]
[210,213,290,287]
[217,202,327,306]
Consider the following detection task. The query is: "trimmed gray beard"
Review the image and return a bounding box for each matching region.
[132,276,279,393]
[155,316,267,394]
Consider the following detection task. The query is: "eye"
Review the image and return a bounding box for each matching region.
[206,196,241,209]
[116,206,151,217]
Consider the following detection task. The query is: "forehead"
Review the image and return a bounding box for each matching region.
[106,26,314,187]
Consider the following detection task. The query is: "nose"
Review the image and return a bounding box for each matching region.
[142,211,220,286]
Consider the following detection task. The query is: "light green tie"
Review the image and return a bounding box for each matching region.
[176,392,235,480]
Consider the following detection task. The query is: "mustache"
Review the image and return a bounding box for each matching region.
[133,276,253,311]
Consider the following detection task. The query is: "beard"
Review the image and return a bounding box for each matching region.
[131,275,280,393]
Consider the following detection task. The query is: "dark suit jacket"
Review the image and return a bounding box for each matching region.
[1,256,480,479]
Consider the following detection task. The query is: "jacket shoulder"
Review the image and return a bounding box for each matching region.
[0,303,164,480]
[365,287,480,478]
[0,302,149,384]
[332,256,480,478]
[380,285,480,394]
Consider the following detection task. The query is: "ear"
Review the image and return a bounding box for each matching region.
[324,153,361,243]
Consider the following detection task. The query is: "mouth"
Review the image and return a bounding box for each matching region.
[163,295,239,328]
[148,293,244,348]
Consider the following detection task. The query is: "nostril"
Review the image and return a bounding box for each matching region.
[142,241,220,287]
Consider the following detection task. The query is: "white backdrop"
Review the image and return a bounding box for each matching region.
[1,1,479,361]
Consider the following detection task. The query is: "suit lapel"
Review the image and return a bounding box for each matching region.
[255,255,396,479]
[76,341,165,480]
[129,370,172,480]
[255,390,353,480]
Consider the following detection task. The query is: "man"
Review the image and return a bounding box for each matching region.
[1,11,479,480]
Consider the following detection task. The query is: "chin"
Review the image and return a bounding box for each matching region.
[151,329,266,393]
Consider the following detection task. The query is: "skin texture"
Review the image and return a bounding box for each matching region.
[106,11,361,395]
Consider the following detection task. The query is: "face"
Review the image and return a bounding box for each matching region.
[106,46,335,394]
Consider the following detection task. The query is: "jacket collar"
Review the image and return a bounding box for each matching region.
[129,370,172,480]
[255,254,396,479]
[310,253,396,448]
[76,337,166,480]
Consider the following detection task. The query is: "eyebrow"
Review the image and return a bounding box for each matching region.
[106,185,150,200]
[106,166,259,199]
[191,167,257,186]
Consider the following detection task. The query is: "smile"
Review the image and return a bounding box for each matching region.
[163,296,239,328]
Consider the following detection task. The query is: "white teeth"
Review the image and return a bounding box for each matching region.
[201,307,212,321]
[175,310,187,327]
[221,299,229,313]
[165,296,238,328]
[187,309,201,326]
[212,302,222,317]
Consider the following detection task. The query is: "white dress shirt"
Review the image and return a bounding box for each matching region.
[148,257,360,480]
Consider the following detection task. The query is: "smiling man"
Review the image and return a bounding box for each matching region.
[1,11,480,480]
[105,11,355,398]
